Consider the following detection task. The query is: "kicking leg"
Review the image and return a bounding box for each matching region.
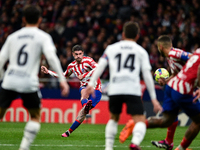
[62,107,87,137]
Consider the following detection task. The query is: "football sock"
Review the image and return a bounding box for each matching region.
[81,99,88,107]
[177,145,185,150]
[105,119,118,149]
[180,137,192,149]
[165,120,178,144]
[131,122,146,145]
[19,121,40,150]
[68,120,81,134]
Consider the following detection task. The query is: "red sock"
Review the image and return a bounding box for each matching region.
[145,120,149,128]
[165,121,178,144]
[181,137,192,148]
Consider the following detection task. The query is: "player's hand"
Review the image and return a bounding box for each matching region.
[193,89,200,103]
[41,66,49,74]
[151,99,163,113]
[85,85,95,98]
[158,78,166,86]
[59,81,70,97]
[78,75,83,80]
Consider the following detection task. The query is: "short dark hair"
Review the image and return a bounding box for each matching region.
[123,22,140,39]
[72,45,84,52]
[157,35,172,48]
[23,5,41,24]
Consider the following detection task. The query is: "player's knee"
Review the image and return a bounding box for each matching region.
[110,113,119,122]
[28,109,40,120]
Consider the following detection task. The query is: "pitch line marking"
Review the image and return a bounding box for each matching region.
[0,144,200,149]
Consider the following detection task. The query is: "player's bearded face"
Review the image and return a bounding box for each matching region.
[73,51,84,63]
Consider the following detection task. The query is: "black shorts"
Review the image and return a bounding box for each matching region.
[109,95,144,115]
[0,88,41,109]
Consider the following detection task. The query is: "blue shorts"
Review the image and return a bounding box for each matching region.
[162,85,200,117]
[79,86,102,108]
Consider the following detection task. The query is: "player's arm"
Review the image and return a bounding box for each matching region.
[141,53,163,113]
[158,72,175,86]
[193,65,200,103]
[86,53,108,96]
[180,51,192,61]
[42,35,70,96]
[41,65,72,78]
[0,36,10,71]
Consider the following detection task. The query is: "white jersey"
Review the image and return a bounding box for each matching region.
[97,40,152,96]
[0,27,65,93]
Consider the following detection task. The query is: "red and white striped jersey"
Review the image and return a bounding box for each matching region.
[167,48,188,74]
[168,49,200,95]
[48,56,102,92]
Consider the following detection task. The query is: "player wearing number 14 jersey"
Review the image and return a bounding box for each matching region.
[120,35,192,150]
[85,22,162,150]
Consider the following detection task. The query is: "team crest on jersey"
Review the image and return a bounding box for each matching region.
[82,68,86,73]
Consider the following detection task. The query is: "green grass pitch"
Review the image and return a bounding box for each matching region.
[0,122,200,150]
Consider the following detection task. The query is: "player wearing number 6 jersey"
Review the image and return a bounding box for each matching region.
[85,22,162,150]
[41,45,102,138]
[0,5,69,150]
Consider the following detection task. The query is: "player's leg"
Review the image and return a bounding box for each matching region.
[149,85,179,150]
[105,95,122,150]
[125,95,146,150]
[0,88,18,119]
[62,88,102,137]
[174,94,200,150]
[80,87,93,114]
[148,112,178,150]
[19,91,41,150]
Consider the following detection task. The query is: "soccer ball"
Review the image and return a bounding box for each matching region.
[154,68,169,82]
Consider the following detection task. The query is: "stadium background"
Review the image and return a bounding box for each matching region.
[0,0,199,126]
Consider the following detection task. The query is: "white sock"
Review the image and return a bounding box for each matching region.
[19,121,40,150]
[131,122,146,145]
[177,145,185,150]
[105,119,118,150]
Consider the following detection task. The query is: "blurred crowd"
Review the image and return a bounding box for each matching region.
[1,0,200,87]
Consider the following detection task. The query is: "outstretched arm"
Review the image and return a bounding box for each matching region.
[142,69,163,113]
[41,65,72,78]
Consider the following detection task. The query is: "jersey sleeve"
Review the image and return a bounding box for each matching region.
[0,36,10,71]
[42,35,66,82]
[63,64,73,77]
[42,35,56,53]
[88,48,109,87]
[169,49,191,61]
[140,50,151,71]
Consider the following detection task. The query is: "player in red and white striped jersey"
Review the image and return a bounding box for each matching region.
[41,45,102,137]
[46,56,102,91]
[168,50,200,95]
[118,35,193,150]
[150,35,192,150]
[163,48,200,150]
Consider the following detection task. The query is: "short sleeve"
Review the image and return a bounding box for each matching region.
[42,34,56,54]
